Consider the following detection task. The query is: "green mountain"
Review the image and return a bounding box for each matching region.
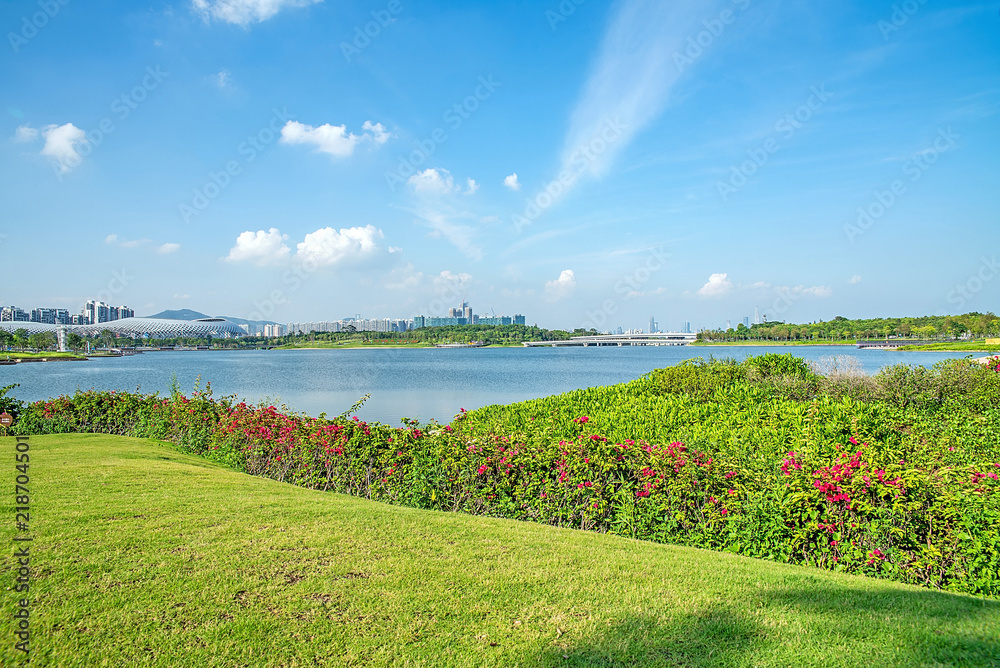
[146,309,211,320]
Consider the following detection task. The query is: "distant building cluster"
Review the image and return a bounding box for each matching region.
[273,303,527,338]
[284,318,413,336]
[1,300,134,326]
[2,297,528,341]
[414,302,525,328]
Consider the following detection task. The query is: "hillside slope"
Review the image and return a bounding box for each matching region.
[2,435,998,667]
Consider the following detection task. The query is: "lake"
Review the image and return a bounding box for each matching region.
[0,346,984,425]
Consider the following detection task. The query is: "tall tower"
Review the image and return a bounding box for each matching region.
[754,306,760,325]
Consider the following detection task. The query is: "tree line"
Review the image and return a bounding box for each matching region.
[696,312,1000,342]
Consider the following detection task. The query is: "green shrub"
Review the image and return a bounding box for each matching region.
[6,354,1000,597]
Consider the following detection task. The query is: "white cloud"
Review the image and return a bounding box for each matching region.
[561,0,710,183]
[120,238,151,249]
[295,225,383,267]
[697,274,832,300]
[385,263,423,290]
[157,243,181,254]
[545,269,577,301]
[280,120,390,158]
[362,120,390,145]
[465,178,479,194]
[191,0,322,26]
[408,168,460,195]
[698,273,734,298]
[414,208,483,260]
[798,285,833,298]
[434,270,473,291]
[503,173,521,191]
[104,234,118,244]
[14,125,38,143]
[849,274,862,285]
[40,123,88,173]
[214,69,232,88]
[225,228,291,266]
[173,294,191,299]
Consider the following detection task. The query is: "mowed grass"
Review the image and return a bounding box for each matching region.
[3,436,1000,667]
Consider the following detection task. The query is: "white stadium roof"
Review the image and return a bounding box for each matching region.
[0,317,246,338]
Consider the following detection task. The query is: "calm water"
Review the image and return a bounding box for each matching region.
[0,346,985,425]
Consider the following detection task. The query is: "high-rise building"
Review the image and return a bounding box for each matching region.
[743,316,750,328]
[682,321,692,334]
[1,306,30,322]
[31,308,57,324]
[649,316,658,334]
[82,301,132,325]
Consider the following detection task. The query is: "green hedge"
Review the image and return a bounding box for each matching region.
[6,355,1000,597]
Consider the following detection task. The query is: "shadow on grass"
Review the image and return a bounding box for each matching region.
[530,582,1000,667]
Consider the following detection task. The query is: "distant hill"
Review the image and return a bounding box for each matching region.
[146,309,211,321]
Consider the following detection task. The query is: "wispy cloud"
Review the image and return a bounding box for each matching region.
[192,0,322,26]
[560,0,718,182]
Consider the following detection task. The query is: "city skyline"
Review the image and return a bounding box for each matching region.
[2,1,997,331]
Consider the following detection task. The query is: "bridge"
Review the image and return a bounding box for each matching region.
[523,332,697,347]
[855,339,949,349]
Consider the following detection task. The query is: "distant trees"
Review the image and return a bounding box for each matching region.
[28,332,56,351]
[698,312,999,343]
[12,329,28,351]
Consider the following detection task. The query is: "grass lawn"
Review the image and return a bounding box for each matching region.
[689,341,857,347]
[3,435,999,667]
[1,351,87,361]
[897,341,1000,353]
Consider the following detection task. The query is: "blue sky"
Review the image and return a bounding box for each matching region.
[2,0,998,331]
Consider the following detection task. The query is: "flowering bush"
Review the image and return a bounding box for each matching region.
[8,355,1000,597]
